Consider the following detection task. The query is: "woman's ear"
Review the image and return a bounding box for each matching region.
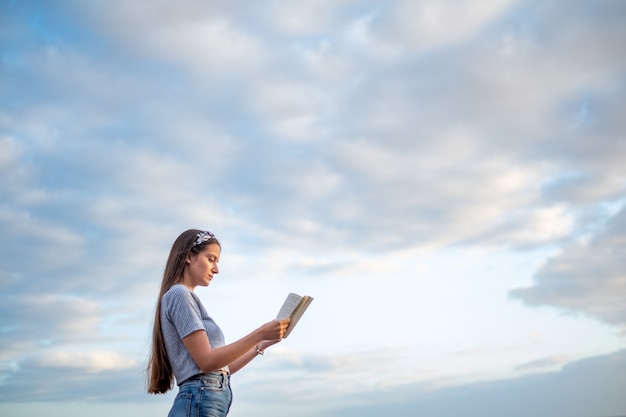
[185,252,196,264]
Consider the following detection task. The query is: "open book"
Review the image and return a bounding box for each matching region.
[276,293,314,338]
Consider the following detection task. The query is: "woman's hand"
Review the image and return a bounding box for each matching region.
[259,318,290,341]
[257,338,282,352]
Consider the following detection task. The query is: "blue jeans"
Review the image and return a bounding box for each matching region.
[168,372,233,417]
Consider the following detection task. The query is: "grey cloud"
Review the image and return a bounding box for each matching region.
[230,349,626,417]
[3,343,625,417]
[511,205,626,330]
[0,294,104,362]
[0,363,150,402]
[326,349,626,417]
[514,355,569,371]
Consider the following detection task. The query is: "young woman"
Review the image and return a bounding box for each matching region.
[147,229,290,417]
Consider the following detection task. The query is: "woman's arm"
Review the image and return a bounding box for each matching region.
[227,338,282,374]
[227,345,260,374]
[183,319,289,374]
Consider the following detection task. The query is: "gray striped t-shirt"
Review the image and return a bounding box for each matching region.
[161,284,226,384]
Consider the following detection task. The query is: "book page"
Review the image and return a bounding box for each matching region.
[284,296,313,337]
[276,293,303,320]
[276,293,314,338]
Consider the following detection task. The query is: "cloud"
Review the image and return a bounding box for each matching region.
[68,0,269,80]
[14,0,618,256]
[511,205,626,331]
[224,349,626,417]
[514,354,569,371]
[26,350,137,373]
[1,0,625,415]
[263,0,354,35]
[0,294,103,372]
[3,294,101,336]
[0,363,149,402]
[322,349,626,417]
[0,135,20,168]
[377,0,516,51]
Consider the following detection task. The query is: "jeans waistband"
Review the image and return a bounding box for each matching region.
[183,370,230,384]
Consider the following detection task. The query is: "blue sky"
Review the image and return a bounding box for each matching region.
[1,1,625,416]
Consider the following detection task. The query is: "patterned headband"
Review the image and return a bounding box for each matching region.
[193,230,216,247]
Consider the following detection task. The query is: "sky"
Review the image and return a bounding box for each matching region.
[1,0,625,416]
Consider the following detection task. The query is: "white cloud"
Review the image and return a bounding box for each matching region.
[383,0,515,50]
[1,0,626,414]
[0,135,20,168]
[263,0,354,35]
[71,0,268,78]
[28,350,137,373]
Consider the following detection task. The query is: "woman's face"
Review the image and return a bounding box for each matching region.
[183,243,221,289]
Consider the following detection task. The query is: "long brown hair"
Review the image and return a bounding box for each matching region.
[146,229,220,394]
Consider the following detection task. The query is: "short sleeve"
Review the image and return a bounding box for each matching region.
[162,285,206,339]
